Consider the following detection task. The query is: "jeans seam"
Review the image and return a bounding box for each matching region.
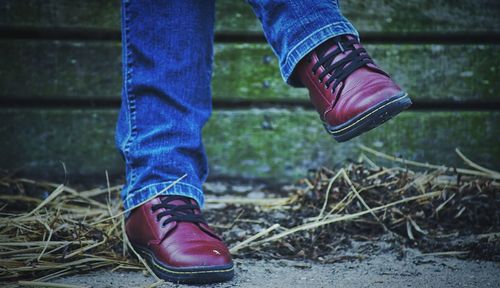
[123,181,205,209]
[122,0,137,184]
[126,181,203,198]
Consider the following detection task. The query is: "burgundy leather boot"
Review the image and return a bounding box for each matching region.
[295,35,412,142]
[125,195,234,283]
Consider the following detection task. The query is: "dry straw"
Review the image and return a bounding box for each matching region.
[1,147,498,286]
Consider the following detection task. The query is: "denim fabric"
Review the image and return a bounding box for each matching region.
[116,0,358,211]
[248,0,358,86]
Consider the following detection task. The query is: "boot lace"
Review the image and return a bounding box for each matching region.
[312,36,381,94]
[151,196,207,227]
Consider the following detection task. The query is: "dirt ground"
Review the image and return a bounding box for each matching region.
[2,165,498,287]
[52,248,499,288]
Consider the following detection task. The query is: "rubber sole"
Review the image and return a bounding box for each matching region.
[325,92,412,142]
[133,245,234,284]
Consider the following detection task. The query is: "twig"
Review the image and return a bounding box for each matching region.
[455,148,500,178]
[123,225,161,283]
[341,169,384,226]
[19,185,65,219]
[251,191,442,247]
[18,281,89,288]
[90,174,187,225]
[314,169,343,221]
[230,224,281,253]
[205,196,292,207]
[419,251,469,257]
[358,144,499,179]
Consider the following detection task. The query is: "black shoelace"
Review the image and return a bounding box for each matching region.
[312,36,379,95]
[151,195,207,227]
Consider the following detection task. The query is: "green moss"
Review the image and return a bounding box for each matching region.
[1,41,498,102]
[212,43,306,101]
[1,109,498,181]
[0,0,119,29]
[215,0,261,33]
[2,0,498,32]
[343,0,500,33]
[0,40,121,99]
[204,109,500,179]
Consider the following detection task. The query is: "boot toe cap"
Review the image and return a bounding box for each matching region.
[327,78,403,126]
[158,241,233,268]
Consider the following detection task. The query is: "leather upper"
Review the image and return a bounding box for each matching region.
[295,36,403,127]
[126,197,233,268]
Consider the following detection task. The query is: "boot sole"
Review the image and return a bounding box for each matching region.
[133,244,234,284]
[325,92,412,142]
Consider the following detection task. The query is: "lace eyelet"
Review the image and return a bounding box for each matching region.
[324,84,329,89]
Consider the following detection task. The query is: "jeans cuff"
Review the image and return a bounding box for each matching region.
[122,180,205,211]
[281,21,359,87]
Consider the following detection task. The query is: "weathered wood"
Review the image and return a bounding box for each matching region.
[1,40,498,102]
[213,43,500,102]
[1,0,499,33]
[1,108,498,181]
[0,41,122,99]
[0,0,119,30]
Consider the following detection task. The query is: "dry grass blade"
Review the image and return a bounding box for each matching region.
[63,240,106,260]
[90,174,187,225]
[19,184,65,219]
[206,196,292,207]
[455,148,500,178]
[250,191,442,247]
[341,169,385,228]
[123,227,163,286]
[230,224,281,253]
[1,147,498,285]
[18,281,89,288]
[358,144,500,179]
[36,228,54,261]
[0,173,186,284]
[0,240,96,247]
[419,251,469,257]
[314,169,342,221]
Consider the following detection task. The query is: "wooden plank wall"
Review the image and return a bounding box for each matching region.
[0,0,499,182]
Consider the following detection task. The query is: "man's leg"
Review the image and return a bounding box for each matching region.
[248,0,411,142]
[116,0,233,283]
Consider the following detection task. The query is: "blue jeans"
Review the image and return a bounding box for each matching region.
[116,0,358,211]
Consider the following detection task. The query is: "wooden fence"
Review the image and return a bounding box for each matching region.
[0,0,499,181]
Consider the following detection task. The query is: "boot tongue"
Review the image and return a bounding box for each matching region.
[316,35,355,59]
[158,195,204,219]
[315,35,387,93]
[156,196,221,242]
[154,195,199,242]
[315,35,359,68]
[159,195,196,208]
